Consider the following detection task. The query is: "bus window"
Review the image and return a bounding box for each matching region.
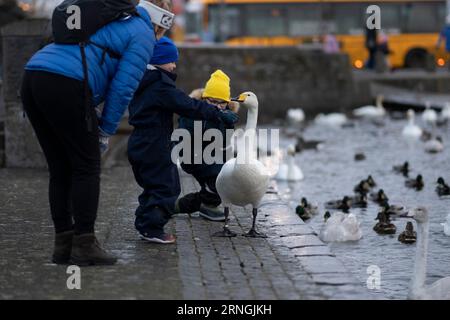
[209,5,242,41]
[332,3,366,35]
[379,3,402,34]
[405,2,443,33]
[287,3,323,36]
[246,4,286,36]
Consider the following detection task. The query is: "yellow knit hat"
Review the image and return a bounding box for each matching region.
[202,70,231,103]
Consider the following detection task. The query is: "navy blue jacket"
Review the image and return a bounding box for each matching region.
[127,67,225,212]
[179,111,234,180]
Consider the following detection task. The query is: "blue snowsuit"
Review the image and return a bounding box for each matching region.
[128,67,225,237]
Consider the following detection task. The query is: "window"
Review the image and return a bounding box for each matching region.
[287,4,323,36]
[404,2,443,33]
[245,4,286,36]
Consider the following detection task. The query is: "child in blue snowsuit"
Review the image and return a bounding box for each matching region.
[127,37,238,243]
[178,70,237,222]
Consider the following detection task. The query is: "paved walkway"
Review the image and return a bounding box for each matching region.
[0,165,372,299]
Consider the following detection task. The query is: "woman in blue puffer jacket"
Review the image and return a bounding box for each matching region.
[20,0,173,266]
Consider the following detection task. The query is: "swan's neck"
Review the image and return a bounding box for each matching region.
[408,116,415,126]
[410,220,429,297]
[376,98,383,109]
[236,107,258,162]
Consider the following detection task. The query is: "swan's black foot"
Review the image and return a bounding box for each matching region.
[213,227,237,238]
[243,229,267,238]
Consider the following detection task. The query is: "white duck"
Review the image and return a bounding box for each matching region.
[441,103,450,122]
[286,108,305,125]
[424,136,444,153]
[402,109,422,140]
[353,95,386,118]
[422,102,438,125]
[442,214,450,236]
[276,145,304,181]
[395,207,450,299]
[319,212,362,242]
[215,92,270,238]
[314,113,347,127]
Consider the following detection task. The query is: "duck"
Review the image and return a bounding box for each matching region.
[436,177,450,196]
[421,102,438,125]
[349,193,368,208]
[420,129,433,142]
[325,196,352,213]
[366,175,377,188]
[405,174,424,191]
[398,222,417,244]
[424,136,444,153]
[352,94,386,118]
[370,189,389,205]
[319,212,362,242]
[373,210,397,235]
[299,197,319,215]
[383,202,407,216]
[393,161,409,177]
[286,108,305,126]
[354,153,366,161]
[276,145,304,181]
[393,207,450,299]
[353,180,371,194]
[402,109,423,140]
[294,136,324,153]
[215,92,270,238]
[324,211,331,222]
[442,214,450,236]
[314,113,348,128]
[296,205,314,221]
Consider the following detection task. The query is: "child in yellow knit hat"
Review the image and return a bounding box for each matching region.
[178,70,238,221]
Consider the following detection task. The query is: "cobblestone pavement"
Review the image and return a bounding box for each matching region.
[0,165,373,299]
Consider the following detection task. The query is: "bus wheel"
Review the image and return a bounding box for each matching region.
[404,48,430,69]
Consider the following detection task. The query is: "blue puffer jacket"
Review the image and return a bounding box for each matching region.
[25,6,155,135]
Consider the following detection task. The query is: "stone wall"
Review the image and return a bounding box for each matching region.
[176,44,354,123]
[1,19,47,168]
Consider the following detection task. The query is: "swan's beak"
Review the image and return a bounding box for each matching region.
[396,210,413,218]
[231,94,246,103]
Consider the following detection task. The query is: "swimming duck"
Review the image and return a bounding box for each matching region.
[366,175,377,188]
[319,212,362,242]
[424,136,444,153]
[353,94,386,119]
[420,129,433,142]
[373,209,397,235]
[314,113,348,128]
[354,153,366,161]
[295,205,313,221]
[353,180,371,194]
[421,102,438,125]
[286,108,305,126]
[215,92,270,238]
[402,109,423,140]
[276,145,304,181]
[442,214,450,236]
[300,197,319,215]
[398,222,417,244]
[393,161,409,177]
[405,174,424,191]
[382,202,407,216]
[325,196,352,213]
[349,193,368,208]
[436,177,450,196]
[324,211,331,222]
[370,189,389,205]
[294,136,324,153]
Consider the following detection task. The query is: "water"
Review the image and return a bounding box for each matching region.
[273,117,450,299]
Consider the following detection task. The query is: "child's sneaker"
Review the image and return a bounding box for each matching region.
[199,204,226,222]
[140,232,176,244]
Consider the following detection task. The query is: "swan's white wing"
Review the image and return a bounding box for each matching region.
[424,277,450,300]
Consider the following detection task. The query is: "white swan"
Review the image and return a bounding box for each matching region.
[424,136,444,153]
[287,108,305,125]
[442,214,450,236]
[319,212,362,242]
[215,92,270,238]
[422,102,438,125]
[402,109,422,140]
[441,103,450,121]
[396,207,450,299]
[314,113,347,127]
[276,145,304,181]
[353,95,386,118]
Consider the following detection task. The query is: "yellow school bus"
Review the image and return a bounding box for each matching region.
[183,0,449,69]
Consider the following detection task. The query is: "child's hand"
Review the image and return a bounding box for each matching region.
[219,110,239,126]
